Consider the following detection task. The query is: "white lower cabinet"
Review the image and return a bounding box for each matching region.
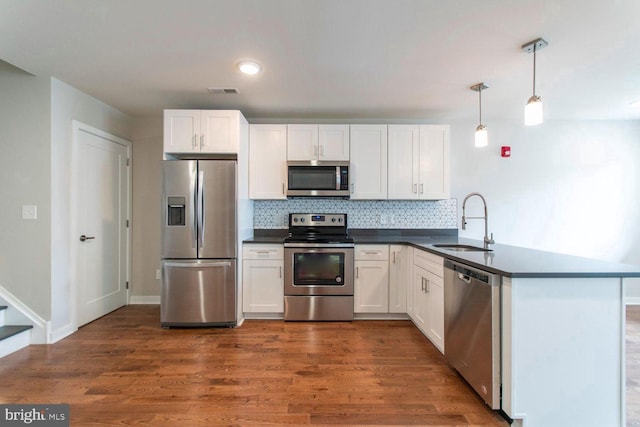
[354,245,389,313]
[389,245,408,313]
[412,249,445,353]
[242,244,284,313]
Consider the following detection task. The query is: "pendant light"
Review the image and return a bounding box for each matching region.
[471,83,488,147]
[522,38,548,126]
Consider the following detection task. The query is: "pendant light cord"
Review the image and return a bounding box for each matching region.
[478,87,483,125]
[532,44,537,96]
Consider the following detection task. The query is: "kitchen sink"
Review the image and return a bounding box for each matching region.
[432,244,492,252]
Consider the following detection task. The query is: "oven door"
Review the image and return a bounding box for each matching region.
[284,246,354,296]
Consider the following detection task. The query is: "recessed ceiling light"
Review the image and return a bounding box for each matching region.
[630,100,640,108]
[237,61,262,75]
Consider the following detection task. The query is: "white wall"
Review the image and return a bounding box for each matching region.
[50,78,132,337]
[0,60,52,318]
[450,119,640,264]
[130,118,163,300]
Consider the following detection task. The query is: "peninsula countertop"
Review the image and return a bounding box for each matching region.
[244,231,640,279]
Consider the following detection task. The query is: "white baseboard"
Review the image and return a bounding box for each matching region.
[50,323,77,343]
[129,296,160,304]
[0,328,32,359]
[0,284,50,344]
[626,297,640,305]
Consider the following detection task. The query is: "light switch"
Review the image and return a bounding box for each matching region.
[22,205,37,220]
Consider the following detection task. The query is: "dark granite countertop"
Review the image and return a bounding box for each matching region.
[244,230,640,278]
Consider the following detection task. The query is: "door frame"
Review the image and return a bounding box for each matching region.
[70,120,132,330]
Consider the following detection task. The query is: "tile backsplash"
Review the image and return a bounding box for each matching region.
[254,199,458,229]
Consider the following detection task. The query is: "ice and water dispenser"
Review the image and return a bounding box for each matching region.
[167,196,186,226]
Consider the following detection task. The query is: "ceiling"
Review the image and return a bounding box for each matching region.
[1,0,639,121]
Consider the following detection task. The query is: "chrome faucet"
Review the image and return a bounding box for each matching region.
[462,192,495,249]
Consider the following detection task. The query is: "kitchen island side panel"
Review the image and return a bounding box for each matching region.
[503,277,623,427]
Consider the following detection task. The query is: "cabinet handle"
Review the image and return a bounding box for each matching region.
[200,134,204,148]
[351,183,355,194]
[413,183,417,194]
[356,267,359,279]
[256,251,270,254]
[279,266,282,278]
[364,251,379,255]
[193,133,197,149]
[420,184,424,194]
[393,251,396,263]
[421,277,425,292]
[426,279,430,293]
[282,183,285,194]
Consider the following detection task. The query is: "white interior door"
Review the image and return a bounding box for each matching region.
[75,123,130,327]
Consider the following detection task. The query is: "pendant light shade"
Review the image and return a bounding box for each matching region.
[471,83,488,147]
[524,95,543,126]
[522,38,548,126]
[475,124,488,147]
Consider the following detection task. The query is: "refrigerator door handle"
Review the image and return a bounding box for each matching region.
[163,261,232,268]
[190,167,197,249]
[197,170,205,249]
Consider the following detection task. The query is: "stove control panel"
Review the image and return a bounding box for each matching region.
[289,213,347,227]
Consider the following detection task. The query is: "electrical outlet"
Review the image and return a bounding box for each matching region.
[156,269,161,280]
[22,205,37,220]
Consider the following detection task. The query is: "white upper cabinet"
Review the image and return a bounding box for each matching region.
[164,109,241,154]
[318,125,350,160]
[350,125,388,199]
[287,124,349,161]
[388,124,450,200]
[419,125,450,199]
[388,125,420,199]
[249,124,287,200]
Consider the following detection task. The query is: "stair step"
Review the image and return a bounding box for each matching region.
[0,325,33,341]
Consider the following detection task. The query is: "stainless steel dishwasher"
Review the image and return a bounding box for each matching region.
[444,259,501,409]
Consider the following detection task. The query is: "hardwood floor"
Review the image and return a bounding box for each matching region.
[0,305,507,426]
[628,305,640,426]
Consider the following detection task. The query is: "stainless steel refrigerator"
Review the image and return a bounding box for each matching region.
[161,160,237,327]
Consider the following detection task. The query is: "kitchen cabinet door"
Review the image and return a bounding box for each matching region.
[249,125,287,199]
[319,125,350,160]
[200,110,239,153]
[287,124,318,160]
[388,125,420,199]
[350,125,387,199]
[418,125,450,199]
[426,271,444,351]
[389,245,408,313]
[413,265,430,332]
[242,259,284,313]
[354,260,389,313]
[164,109,201,153]
[242,245,284,314]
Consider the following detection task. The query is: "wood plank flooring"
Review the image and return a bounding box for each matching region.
[628,305,640,426]
[0,305,507,426]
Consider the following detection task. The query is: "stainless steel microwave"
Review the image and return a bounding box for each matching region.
[287,161,349,197]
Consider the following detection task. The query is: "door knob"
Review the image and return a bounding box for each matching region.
[79,235,95,242]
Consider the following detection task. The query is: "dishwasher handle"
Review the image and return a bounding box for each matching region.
[444,259,499,286]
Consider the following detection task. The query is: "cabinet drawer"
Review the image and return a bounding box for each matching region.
[355,245,389,261]
[242,244,284,260]
[413,249,443,277]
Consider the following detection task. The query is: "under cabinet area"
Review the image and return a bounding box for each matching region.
[287,124,350,161]
[242,244,284,315]
[164,109,244,154]
[412,248,445,353]
[354,245,390,313]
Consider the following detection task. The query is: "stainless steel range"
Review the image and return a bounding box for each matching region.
[283,213,354,321]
